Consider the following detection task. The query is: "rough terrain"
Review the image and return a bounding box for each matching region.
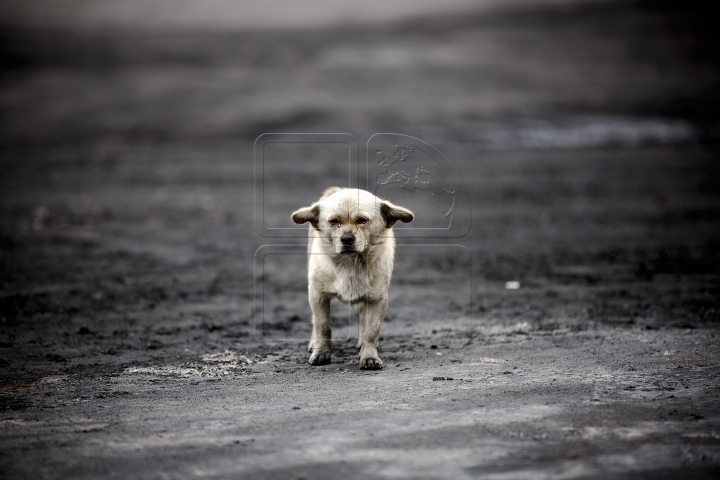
[1,1,719,478]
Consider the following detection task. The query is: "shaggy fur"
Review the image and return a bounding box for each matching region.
[291,187,414,369]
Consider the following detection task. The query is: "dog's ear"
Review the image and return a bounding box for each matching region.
[380,201,414,228]
[291,204,321,229]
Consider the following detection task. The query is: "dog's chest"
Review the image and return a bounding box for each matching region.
[332,263,373,303]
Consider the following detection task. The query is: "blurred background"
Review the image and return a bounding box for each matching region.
[2,0,719,145]
[1,0,719,368]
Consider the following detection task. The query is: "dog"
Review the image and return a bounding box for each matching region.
[291,187,414,369]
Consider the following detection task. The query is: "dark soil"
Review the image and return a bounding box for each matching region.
[1,1,719,478]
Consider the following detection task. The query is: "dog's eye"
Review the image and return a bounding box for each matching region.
[329,219,340,226]
[356,217,368,225]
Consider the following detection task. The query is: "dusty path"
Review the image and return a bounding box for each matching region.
[1,1,719,478]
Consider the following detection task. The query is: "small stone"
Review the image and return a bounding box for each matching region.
[146,340,163,350]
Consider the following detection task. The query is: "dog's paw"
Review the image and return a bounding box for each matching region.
[309,351,332,365]
[360,356,383,370]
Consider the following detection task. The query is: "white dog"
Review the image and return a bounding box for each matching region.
[291,187,414,369]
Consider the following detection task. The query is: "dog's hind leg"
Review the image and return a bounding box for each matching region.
[357,306,367,349]
[308,328,316,352]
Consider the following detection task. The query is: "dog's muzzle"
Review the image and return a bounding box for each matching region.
[340,233,355,253]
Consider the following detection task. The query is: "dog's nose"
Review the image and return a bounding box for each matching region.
[340,233,355,246]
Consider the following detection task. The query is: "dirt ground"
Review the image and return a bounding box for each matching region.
[1,1,720,478]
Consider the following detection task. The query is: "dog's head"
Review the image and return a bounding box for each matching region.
[291,188,414,255]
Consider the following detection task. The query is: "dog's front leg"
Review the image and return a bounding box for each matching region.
[358,295,388,369]
[308,287,332,365]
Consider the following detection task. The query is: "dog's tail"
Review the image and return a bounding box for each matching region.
[319,186,343,201]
